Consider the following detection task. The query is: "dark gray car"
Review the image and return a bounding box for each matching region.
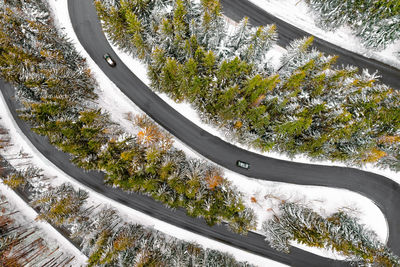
[236,160,250,169]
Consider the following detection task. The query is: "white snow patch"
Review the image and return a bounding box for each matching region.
[265,44,287,70]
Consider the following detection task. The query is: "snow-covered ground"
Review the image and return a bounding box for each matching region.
[249,0,400,70]
[40,0,393,262]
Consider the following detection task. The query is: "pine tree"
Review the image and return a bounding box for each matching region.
[197,0,226,52]
[262,202,400,266]
[31,183,88,226]
[160,57,185,101]
[226,17,253,60]
[124,5,150,62]
[245,24,277,71]
[305,0,400,49]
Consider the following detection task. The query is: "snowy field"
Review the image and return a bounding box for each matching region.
[34,0,394,263]
[249,0,400,70]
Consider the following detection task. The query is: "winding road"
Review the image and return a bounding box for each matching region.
[1,76,345,267]
[220,0,400,91]
[1,0,398,266]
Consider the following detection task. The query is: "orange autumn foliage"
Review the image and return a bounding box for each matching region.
[205,173,224,190]
[137,126,159,145]
[378,135,400,145]
[234,120,243,129]
[363,148,387,163]
[134,114,173,151]
[250,94,266,107]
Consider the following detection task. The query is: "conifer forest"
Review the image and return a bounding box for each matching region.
[0,0,399,266]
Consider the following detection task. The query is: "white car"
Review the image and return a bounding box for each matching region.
[103,53,116,67]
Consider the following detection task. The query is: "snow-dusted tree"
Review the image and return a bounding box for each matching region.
[159,57,185,101]
[2,172,26,189]
[276,36,318,75]
[31,183,88,226]
[23,104,115,169]
[262,202,400,266]
[2,166,42,189]
[262,202,328,252]
[79,206,254,266]
[225,17,253,59]
[95,1,136,54]
[305,0,400,49]
[245,24,277,71]
[194,0,226,52]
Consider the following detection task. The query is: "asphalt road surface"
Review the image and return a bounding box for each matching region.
[220,0,400,91]
[2,0,398,266]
